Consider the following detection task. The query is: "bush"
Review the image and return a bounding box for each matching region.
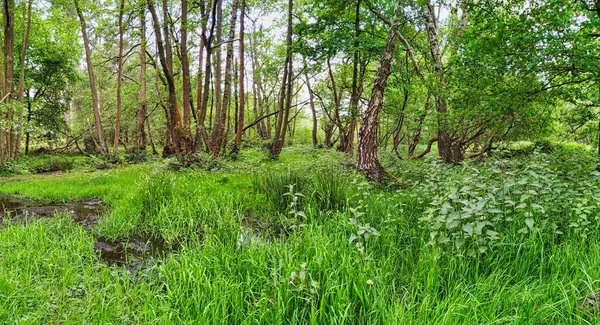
[125,149,152,164]
[165,152,224,172]
[27,156,75,174]
[532,139,555,153]
[0,161,21,176]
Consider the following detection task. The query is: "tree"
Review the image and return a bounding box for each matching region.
[233,0,246,153]
[136,4,148,150]
[356,0,403,182]
[270,0,293,158]
[14,0,32,159]
[113,0,126,153]
[210,0,238,156]
[74,0,108,155]
[1,0,15,163]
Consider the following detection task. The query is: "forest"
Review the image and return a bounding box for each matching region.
[3,0,600,323]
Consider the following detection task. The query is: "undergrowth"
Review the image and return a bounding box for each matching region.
[1,145,600,323]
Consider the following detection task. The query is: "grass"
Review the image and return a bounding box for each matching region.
[1,145,600,323]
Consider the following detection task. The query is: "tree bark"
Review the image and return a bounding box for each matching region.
[211,0,238,156]
[345,0,362,156]
[14,0,31,159]
[233,0,246,153]
[136,7,148,150]
[270,0,293,158]
[181,0,193,152]
[356,0,403,182]
[147,0,184,156]
[408,92,430,156]
[303,59,318,147]
[113,0,125,153]
[75,0,108,155]
[422,1,462,163]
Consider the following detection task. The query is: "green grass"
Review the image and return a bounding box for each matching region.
[1,145,600,323]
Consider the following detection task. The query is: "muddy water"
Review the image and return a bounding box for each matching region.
[0,195,173,271]
[0,195,104,228]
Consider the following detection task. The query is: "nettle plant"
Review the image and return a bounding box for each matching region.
[348,206,380,254]
[418,152,600,255]
[283,184,306,220]
[346,176,380,254]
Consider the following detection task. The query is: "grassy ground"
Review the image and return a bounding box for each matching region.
[2,145,600,324]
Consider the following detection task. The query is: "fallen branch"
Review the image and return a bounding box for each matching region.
[413,137,438,159]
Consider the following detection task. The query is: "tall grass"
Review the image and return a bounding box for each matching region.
[1,146,600,323]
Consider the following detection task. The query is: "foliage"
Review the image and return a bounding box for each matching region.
[3,148,600,322]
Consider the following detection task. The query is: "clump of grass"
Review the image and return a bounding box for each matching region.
[253,168,350,219]
[253,169,312,213]
[311,169,349,211]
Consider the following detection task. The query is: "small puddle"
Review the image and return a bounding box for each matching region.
[95,237,174,272]
[0,195,104,228]
[0,195,173,271]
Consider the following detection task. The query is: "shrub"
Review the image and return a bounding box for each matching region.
[27,156,75,174]
[125,149,152,164]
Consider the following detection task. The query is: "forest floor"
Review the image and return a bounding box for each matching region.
[2,144,600,324]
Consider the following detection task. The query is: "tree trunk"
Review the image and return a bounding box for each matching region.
[345,0,362,156]
[113,0,125,153]
[356,0,402,182]
[249,22,268,139]
[408,93,430,156]
[75,0,108,155]
[209,0,223,152]
[303,59,318,147]
[195,0,218,152]
[211,0,238,156]
[270,0,293,158]
[14,0,31,159]
[1,0,15,163]
[136,7,148,150]
[422,2,461,163]
[181,0,193,152]
[233,0,246,153]
[147,0,184,156]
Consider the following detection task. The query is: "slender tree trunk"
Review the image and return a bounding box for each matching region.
[194,1,207,152]
[303,60,318,147]
[147,0,184,156]
[408,93,430,156]
[75,0,108,155]
[270,0,293,158]
[195,0,218,152]
[345,0,361,156]
[356,0,402,182]
[136,8,148,150]
[25,99,31,155]
[249,23,267,138]
[1,0,15,163]
[14,0,31,159]
[210,0,223,151]
[181,0,193,152]
[422,2,461,163]
[113,0,125,153]
[233,0,246,153]
[211,0,238,156]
